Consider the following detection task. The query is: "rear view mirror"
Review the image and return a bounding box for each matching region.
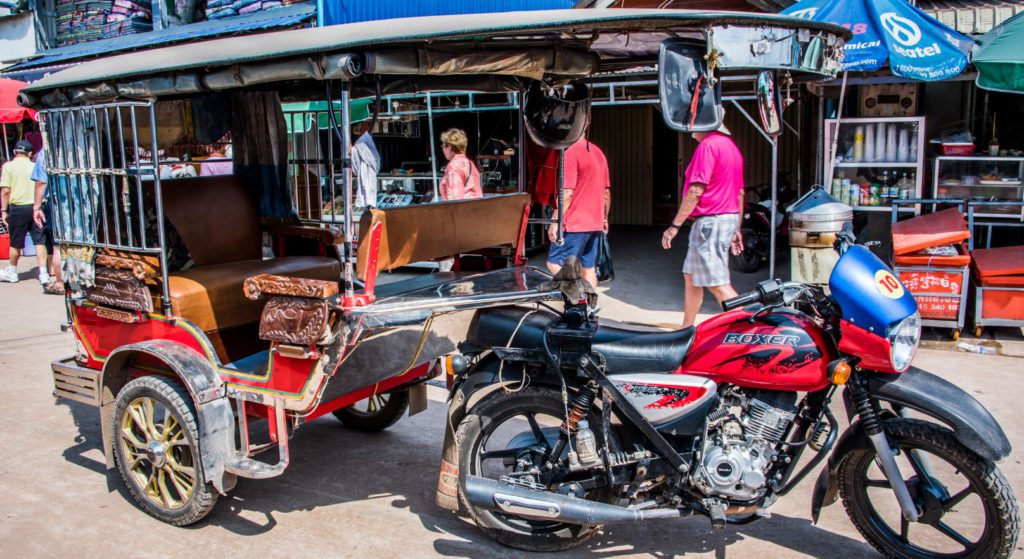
[658,40,722,132]
[756,70,783,137]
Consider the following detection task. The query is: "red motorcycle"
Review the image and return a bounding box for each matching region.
[446,226,1018,557]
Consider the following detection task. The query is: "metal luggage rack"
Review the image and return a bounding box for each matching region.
[40,100,173,310]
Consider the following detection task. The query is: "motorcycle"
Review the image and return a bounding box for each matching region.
[733,172,792,274]
[448,224,1019,556]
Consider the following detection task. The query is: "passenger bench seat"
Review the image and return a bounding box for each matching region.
[156,177,339,357]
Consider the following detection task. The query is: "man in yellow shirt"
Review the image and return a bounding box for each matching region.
[1,141,49,284]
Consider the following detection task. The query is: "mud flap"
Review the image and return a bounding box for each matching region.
[435,353,539,510]
[810,419,870,523]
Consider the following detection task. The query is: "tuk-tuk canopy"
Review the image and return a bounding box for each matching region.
[21,9,849,109]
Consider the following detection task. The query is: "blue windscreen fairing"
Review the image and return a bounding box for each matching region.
[828,245,918,334]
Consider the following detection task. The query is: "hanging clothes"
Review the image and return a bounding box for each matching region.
[352,132,380,207]
[231,91,295,220]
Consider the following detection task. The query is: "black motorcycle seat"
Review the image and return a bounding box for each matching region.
[468,307,695,373]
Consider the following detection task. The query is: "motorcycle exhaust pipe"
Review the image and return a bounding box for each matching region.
[464,475,681,525]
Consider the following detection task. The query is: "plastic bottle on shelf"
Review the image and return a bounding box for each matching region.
[853,126,865,162]
[910,131,919,161]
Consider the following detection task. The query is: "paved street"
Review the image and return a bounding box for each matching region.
[1,231,1022,558]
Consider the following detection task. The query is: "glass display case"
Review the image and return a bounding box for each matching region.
[823,116,926,213]
[933,156,1024,220]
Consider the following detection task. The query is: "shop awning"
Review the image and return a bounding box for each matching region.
[3,4,315,72]
[782,0,973,81]
[282,99,373,133]
[0,78,36,123]
[973,11,1024,93]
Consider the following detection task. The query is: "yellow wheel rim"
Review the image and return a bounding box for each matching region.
[118,396,196,510]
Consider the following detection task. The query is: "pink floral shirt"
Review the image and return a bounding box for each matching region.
[440,154,482,201]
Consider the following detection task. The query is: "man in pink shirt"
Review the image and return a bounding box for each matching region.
[661,121,745,328]
[547,137,611,289]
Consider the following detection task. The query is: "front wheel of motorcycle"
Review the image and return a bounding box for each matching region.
[456,386,617,552]
[838,418,1019,559]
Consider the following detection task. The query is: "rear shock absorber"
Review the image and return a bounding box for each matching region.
[561,382,598,436]
[547,382,598,462]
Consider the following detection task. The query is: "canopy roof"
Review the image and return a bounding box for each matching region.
[22,9,849,107]
[974,11,1024,93]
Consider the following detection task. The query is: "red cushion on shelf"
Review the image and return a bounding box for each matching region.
[892,208,971,256]
[971,246,1024,278]
[977,275,1024,287]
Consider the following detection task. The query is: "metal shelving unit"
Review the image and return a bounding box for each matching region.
[933,156,1024,221]
[824,116,926,215]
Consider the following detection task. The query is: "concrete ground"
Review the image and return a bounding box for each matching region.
[1,228,1022,559]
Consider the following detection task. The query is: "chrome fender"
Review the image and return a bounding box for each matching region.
[100,340,235,494]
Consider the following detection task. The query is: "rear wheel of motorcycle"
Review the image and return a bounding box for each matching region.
[456,387,616,552]
[731,228,761,273]
[332,388,409,432]
[838,418,1019,559]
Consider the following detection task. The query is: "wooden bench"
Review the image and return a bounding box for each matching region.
[355,193,531,301]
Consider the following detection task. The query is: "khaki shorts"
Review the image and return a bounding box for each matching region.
[683,214,738,287]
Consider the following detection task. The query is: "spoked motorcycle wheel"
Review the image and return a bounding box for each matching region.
[456,387,616,552]
[838,418,1019,559]
[731,227,761,273]
[112,376,218,525]
[333,388,409,432]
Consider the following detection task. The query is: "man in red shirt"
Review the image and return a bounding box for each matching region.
[547,137,611,289]
[661,121,745,328]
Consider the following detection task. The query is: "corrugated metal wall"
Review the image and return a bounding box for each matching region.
[589,105,653,225]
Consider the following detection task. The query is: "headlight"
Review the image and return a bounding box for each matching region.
[888,312,920,371]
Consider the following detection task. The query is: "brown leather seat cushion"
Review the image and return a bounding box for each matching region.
[169,256,340,333]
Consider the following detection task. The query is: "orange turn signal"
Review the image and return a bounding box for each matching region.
[830,360,852,385]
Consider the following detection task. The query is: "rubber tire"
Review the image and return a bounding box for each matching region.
[332,389,410,432]
[838,418,1019,559]
[456,386,614,552]
[732,228,761,273]
[112,376,218,526]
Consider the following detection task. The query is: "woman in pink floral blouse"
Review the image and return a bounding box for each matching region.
[438,128,482,201]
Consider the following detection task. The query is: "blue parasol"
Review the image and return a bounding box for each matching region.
[782,0,973,81]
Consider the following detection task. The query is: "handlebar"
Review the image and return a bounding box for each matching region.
[722,290,763,311]
[722,279,782,311]
[721,279,812,312]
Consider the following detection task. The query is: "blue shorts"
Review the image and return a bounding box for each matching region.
[547,231,601,269]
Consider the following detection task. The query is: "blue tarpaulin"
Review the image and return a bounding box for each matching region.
[5,4,315,72]
[782,0,973,81]
[320,0,575,27]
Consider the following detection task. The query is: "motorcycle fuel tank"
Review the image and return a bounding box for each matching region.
[607,374,717,430]
[677,309,836,392]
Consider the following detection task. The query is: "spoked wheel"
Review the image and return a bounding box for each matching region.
[112,376,217,525]
[333,388,409,432]
[731,228,761,273]
[456,387,617,552]
[838,418,1019,559]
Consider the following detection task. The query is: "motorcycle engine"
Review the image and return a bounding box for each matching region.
[694,391,797,501]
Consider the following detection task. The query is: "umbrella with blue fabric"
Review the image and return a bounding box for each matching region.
[782,0,973,81]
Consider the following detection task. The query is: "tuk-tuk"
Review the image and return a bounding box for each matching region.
[23,9,847,528]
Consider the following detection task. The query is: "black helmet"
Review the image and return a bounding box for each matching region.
[523,80,590,150]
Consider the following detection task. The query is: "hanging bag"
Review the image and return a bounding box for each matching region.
[595,232,615,282]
